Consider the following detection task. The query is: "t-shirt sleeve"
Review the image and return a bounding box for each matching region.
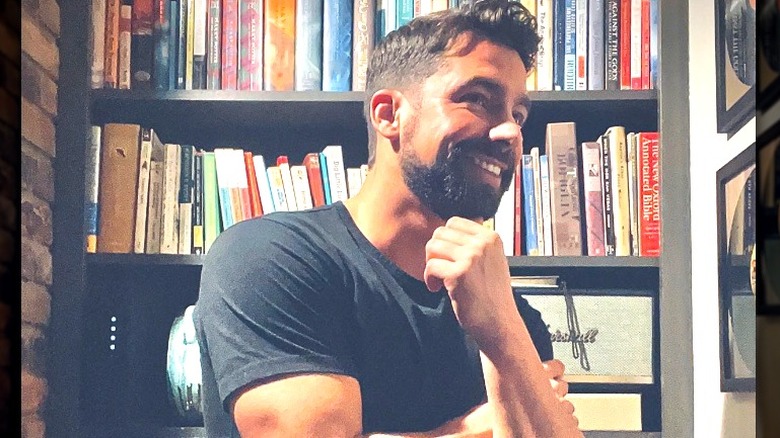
[514,294,554,362]
[194,216,358,411]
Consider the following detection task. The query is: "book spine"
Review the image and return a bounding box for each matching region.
[346,167,363,198]
[193,0,208,89]
[153,0,171,90]
[626,133,639,255]
[397,0,414,26]
[253,155,277,213]
[587,0,605,90]
[520,0,536,90]
[290,165,314,210]
[133,128,154,253]
[221,0,239,89]
[536,0,554,91]
[97,124,141,253]
[239,0,264,90]
[244,151,264,217]
[640,0,650,89]
[264,0,297,90]
[131,0,155,90]
[304,152,326,207]
[266,166,290,211]
[185,0,195,89]
[192,151,204,254]
[531,147,545,252]
[375,0,386,45]
[606,126,630,255]
[85,126,102,253]
[563,0,576,91]
[522,154,539,256]
[160,143,181,254]
[351,0,374,91]
[322,145,348,202]
[619,0,631,89]
[202,152,221,253]
[638,132,660,256]
[118,5,133,89]
[629,0,641,89]
[169,0,179,89]
[552,0,566,90]
[574,0,587,90]
[294,0,324,91]
[276,155,299,211]
[582,141,606,256]
[513,163,522,255]
[212,148,235,229]
[207,0,222,89]
[539,155,553,256]
[178,145,194,254]
[104,0,121,88]
[230,149,249,222]
[546,121,583,256]
[145,160,164,253]
[322,0,353,91]
[319,151,332,204]
[91,0,107,89]
[649,0,657,89]
[604,0,620,90]
[600,135,616,255]
[176,0,188,89]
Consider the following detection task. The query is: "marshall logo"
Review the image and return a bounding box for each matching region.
[548,327,599,344]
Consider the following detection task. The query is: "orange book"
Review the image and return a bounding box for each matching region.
[103,0,121,88]
[243,151,264,217]
[303,152,326,207]
[263,0,296,90]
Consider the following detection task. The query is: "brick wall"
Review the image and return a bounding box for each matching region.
[21,0,58,437]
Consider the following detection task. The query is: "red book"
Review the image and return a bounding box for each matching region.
[238,0,263,90]
[221,0,239,89]
[513,162,523,256]
[640,0,651,89]
[244,152,264,217]
[619,0,632,90]
[638,132,660,257]
[303,152,326,207]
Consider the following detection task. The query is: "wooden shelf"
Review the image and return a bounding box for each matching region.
[508,256,659,269]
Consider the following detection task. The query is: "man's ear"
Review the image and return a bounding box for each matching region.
[369,90,404,143]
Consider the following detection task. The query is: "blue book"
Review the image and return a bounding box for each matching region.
[295,0,324,91]
[153,0,172,89]
[397,0,413,27]
[323,0,353,91]
[649,0,658,89]
[319,151,332,204]
[563,0,576,91]
[552,0,566,90]
[169,0,179,89]
[522,154,539,256]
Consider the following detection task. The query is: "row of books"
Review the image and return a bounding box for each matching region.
[491,122,660,257]
[85,123,367,254]
[89,0,657,92]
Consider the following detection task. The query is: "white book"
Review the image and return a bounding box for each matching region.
[322,145,349,202]
[536,0,554,91]
[266,166,289,211]
[290,165,314,210]
[133,128,154,253]
[277,157,299,211]
[540,155,553,256]
[160,143,181,254]
[630,0,642,88]
[145,160,164,253]
[493,173,515,256]
[530,147,545,253]
[627,132,639,256]
[253,155,276,213]
[118,5,132,89]
[606,126,631,256]
[90,0,106,89]
[575,0,588,90]
[346,167,363,198]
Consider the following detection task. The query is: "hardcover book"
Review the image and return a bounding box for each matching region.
[581,141,606,256]
[131,0,155,90]
[638,132,660,256]
[323,0,353,91]
[221,0,239,89]
[295,0,323,91]
[238,0,263,90]
[206,0,222,89]
[545,122,583,256]
[264,0,297,91]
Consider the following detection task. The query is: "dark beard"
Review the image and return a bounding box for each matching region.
[401,138,516,221]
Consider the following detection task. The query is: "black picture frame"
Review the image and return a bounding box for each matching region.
[717,143,756,392]
[757,120,780,314]
[716,0,757,135]
[758,0,780,110]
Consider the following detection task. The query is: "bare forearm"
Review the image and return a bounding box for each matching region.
[480,315,582,438]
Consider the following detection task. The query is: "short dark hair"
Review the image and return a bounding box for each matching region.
[364,0,540,166]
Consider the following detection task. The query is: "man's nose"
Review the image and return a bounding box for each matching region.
[489,120,522,147]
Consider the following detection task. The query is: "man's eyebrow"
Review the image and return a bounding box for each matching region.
[457,77,532,111]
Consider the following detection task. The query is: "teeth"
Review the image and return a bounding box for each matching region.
[472,157,501,176]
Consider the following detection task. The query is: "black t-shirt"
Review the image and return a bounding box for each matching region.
[193,202,553,436]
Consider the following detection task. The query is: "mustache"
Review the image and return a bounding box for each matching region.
[446,138,517,169]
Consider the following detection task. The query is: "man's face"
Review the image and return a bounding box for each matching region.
[398,37,530,221]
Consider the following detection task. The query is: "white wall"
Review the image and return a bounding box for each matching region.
[688,0,756,436]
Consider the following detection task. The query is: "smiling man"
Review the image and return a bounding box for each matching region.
[194,1,582,436]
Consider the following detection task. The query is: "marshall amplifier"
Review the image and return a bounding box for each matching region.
[513,278,655,384]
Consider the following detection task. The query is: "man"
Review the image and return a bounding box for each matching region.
[194,0,582,436]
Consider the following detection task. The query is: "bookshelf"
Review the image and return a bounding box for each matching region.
[50,0,693,436]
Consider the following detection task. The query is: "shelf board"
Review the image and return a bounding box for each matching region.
[86,253,206,266]
[508,256,659,269]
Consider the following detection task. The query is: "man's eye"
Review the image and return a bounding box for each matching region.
[462,93,489,107]
[513,112,526,126]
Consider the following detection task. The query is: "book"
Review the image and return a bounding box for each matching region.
[133,128,154,253]
[212,148,237,226]
[530,147,545,253]
[630,0,642,89]
[244,151,264,217]
[178,145,195,254]
[513,162,523,256]
[619,0,631,89]
[264,0,297,91]
[563,0,577,90]
[587,0,605,90]
[253,155,276,213]
[118,4,132,89]
[221,0,239,89]
[626,132,639,255]
[238,0,263,90]
[206,0,222,89]
[520,1,536,90]
[84,126,102,253]
[294,0,323,91]
[266,166,290,211]
[97,123,141,253]
[104,0,121,88]
[160,143,182,254]
[638,132,660,256]
[146,156,165,254]
[192,151,204,254]
[184,0,196,89]
[231,149,253,221]
[640,0,650,89]
[90,0,106,89]
[319,151,332,204]
[599,135,616,255]
[131,0,155,90]
[649,0,658,89]
[322,145,348,202]
[521,154,539,255]
[346,167,363,198]
[303,152,326,207]
[175,0,189,89]
[574,0,587,90]
[276,156,299,211]
[605,126,631,255]
[193,0,208,89]
[322,0,353,91]
[545,122,583,256]
[581,141,606,256]
[535,0,554,91]
[539,154,553,256]
[202,152,221,253]
[604,0,620,90]
[290,165,314,210]
[351,0,375,91]
[169,0,180,89]
[552,0,566,90]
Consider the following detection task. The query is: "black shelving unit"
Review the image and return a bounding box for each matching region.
[50,0,693,436]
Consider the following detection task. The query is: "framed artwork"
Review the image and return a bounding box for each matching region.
[757,121,780,313]
[717,143,756,392]
[758,0,780,110]
[715,0,757,135]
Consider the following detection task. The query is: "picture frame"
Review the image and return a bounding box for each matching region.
[717,143,756,392]
[715,0,757,135]
[757,120,780,313]
[758,0,780,110]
